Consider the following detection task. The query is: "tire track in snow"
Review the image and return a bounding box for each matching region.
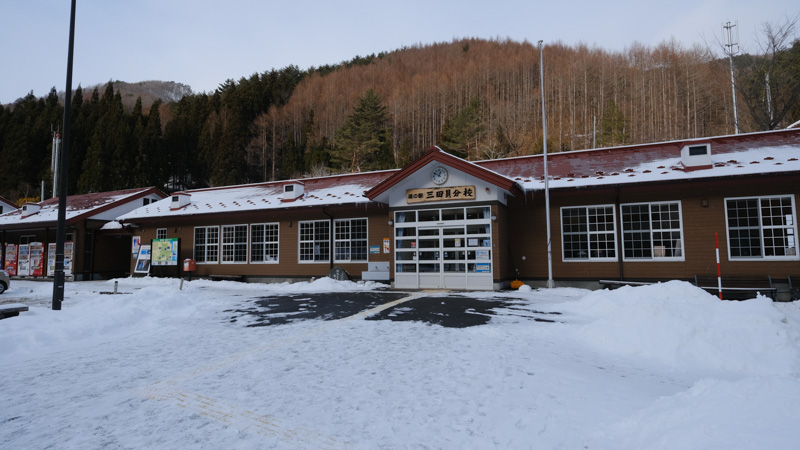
[135,292,422,447]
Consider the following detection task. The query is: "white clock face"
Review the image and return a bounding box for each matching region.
[432,167,448,185]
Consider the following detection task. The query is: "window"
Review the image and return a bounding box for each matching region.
[561,205,616,261]
[334,218,368,262]
[620,202,683,260]
[688,144,708,156]
[299,220,330,262]
[726,195,797,259]
[194,226,219,263]
[143,198,151,206]
[156,228,167,239]
[251,223,279,263]
[221,225,247,263]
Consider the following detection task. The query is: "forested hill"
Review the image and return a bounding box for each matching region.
[1,36,798,203]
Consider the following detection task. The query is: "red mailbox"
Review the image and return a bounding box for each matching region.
[183,259,196,271]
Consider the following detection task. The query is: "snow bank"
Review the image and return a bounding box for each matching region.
[0,281,204,361]
[0,276,383,362]
[594,376,800,450]
[558,281,800,376]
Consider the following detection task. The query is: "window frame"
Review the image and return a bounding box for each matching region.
[724,194,798,261]
[298,220,330,263]
[620,201,685,262]
[193,226,219,264]
[334,218,368,263]
[221,224,248,264]
[560,205,618,262]
[156,228,167,239]
[250,223,280,264]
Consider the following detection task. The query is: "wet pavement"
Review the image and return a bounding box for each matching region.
[227,291,562,328]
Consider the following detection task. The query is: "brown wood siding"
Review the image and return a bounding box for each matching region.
[132,210,391,281]
[508,174,800,282]
[493,203,513,282]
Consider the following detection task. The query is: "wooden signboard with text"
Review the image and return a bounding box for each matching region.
[406,185,476,204]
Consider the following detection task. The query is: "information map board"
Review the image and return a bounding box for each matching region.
[152,238,179,266]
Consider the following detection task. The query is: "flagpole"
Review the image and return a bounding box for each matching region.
[539,40,554,289]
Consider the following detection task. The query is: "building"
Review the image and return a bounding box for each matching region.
[0,196,19,215]
[0,187,167,280]
[117,128,800,291]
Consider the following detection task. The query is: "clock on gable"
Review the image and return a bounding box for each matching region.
[431,166,448,185]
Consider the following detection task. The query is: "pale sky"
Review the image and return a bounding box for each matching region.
[1,0,797,104]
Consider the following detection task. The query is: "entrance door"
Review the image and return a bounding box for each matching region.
[417,227,443,288]
[393,206,493,290]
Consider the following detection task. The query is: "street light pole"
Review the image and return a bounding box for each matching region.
[539,40,554,289]
[52,0,77,310]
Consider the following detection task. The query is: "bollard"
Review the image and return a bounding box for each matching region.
[114,280,118,294]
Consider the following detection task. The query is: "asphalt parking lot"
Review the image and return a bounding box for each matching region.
[227,291,561,328]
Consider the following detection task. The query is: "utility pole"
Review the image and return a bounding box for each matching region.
[52,0,76,311]
[539,40,554,289]
[723,21,740,134]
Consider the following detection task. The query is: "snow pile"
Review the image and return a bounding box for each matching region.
[0,280,203,362]
[594,376,800,450]
[558,280,800,376]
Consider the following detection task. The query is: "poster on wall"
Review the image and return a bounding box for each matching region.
[132,236,141,259]
[134,244,152,274]
[30,242,44,276]
[383,238,390,254]
[4,243,17,276]
[18,244,30,276]
[152,238,179,266]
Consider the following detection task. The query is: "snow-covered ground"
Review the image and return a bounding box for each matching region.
[2,277,800,449]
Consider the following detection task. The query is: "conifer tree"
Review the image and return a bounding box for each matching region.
[438,97,484,160]
[332,89,392,172]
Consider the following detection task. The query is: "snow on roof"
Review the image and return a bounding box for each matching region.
[118,171,397,221]
[0,187,160,228]
[477,128,800,191]
[119,130,800,222]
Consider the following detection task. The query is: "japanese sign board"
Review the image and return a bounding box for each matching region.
[406,185,476,204]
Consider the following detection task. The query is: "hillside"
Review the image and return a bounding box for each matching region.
[1,36,798,201]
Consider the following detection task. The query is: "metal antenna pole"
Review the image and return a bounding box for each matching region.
[724,21,740,134]
[51,127,60,198]
[539,40,554,289]
[52,0,77,310]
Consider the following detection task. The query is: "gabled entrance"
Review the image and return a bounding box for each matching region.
[394,206,493,290]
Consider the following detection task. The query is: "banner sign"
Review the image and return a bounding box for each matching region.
[134,245,152,274]
[406,185,475,204]
[132,236,141,259]
[152,238,179,266]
